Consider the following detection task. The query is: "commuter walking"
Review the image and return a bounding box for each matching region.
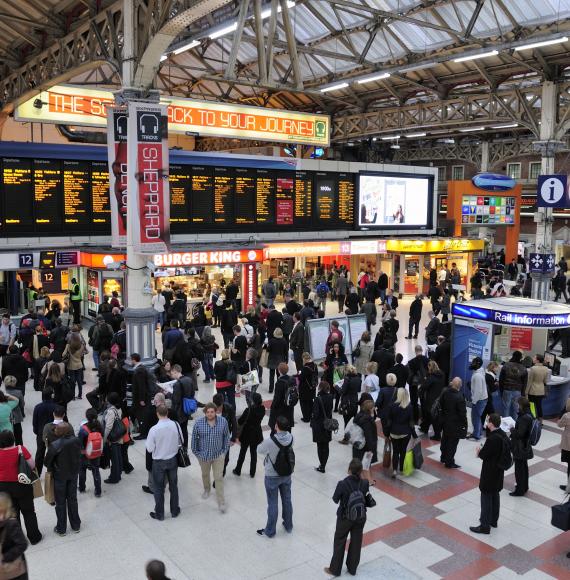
[78,408,103,498]
[191,403,230,513]
[558,398,570,489]
[470,413,510,534]
[387,388,414,477]
[324,459,369,578]
[299,353,318,422]
[336,273,349,313]
[233,392,265,477]
[509,397,533,496]
[467,357,488,441]
[146,405,181,521]
[311,381,334,473]
[32,387,57,474]
[102,393,124,485]
[440,377,467,469]
[256,416,294,537]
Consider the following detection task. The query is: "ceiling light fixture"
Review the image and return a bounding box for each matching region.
[173,40,200,55]
[381,135,400,140]
[491,123,519,129]
[406,132,427,138]
[514,36,568,51]
[357,72,390,84]
[320,82,349,93]
[459,126,485,132]
[160,55,168,62]
[209,22,238,40]
[453,50,498,63]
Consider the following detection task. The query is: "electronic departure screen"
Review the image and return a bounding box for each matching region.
[90,161,111,228]
[39,250,56,269]
[235,168,256,225]
[276,172,295,226]
[169,164,191,227]
[214,166,233,225]
[191,166,213,224]
[256,169,275,224]
[2,158,34,231]
[315,173,336,223]
[63,160,91,228]
[34,158,62,230]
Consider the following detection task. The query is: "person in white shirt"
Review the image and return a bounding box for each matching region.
[241,318,254,344]
[151,291,166,330]
[146,405,181,521]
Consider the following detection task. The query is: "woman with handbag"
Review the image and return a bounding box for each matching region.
[0,493,29,580]
[323,342,348,413]
[2,377,24,446]
[376,373,398,437]
[353,331,373,376]
[0,430,42,545]
[240,349,260,407]
[62,336,86,400]
[311,381,335,473]
[387,388,414,478]
[232,392,265,477]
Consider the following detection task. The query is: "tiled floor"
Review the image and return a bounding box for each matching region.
[16,298,570,579]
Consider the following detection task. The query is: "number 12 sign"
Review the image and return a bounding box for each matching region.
[18,253,33,268]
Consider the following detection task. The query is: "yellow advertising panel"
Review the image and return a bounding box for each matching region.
[386,239,484,253]
[263,241,342,259]
[15,85,330,146]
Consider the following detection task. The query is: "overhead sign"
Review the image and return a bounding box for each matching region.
[530,253,556,274]
[55,251,79,267]
[537,175,568,208]
[154,249,262,267]
[15,85,330,146]
[472,173,516,192]
[385,239,484,253]
[18,253,33,268]
[452,303,570,328]
[242,263,258,311]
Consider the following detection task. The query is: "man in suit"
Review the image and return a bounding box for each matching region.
[425,311,441,345]
[266,304,283,339]
[433,336,451,383]
[371,341,395,386]
[406,294,423,339]
[388,353,408,390]
[131,353,156,440]
[384,289,399,311]
[440,377,467,469]
[289,312,305,373]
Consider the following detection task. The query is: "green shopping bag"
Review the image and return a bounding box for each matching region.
[402,450,415,476]
[529,402,536,418]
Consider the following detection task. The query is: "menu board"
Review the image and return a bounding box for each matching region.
[34,159,62,229]
[276,173,294,226]
[2,158,33,230]
[191,166,213,224]
[315,173,336,223]
[256,169,275,224]
[235,168,256,225]
[90,161,111,228]
[294,171,312,222]
[63,160,91,227]
[338,173,355,226]
[214,166,234,225]
[169,164,191,225]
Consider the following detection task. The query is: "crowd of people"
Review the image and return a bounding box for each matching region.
[2,262,570,579]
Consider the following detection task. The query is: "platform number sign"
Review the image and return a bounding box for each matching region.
[18,253,33,268]
[537,175,568,208]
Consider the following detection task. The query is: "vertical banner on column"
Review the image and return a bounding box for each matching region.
[127,101,170,254]
[107,108,128,248]
[242,263,258,311]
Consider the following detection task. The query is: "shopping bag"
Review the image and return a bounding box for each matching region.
[382,438,392,468]
[551,499,570,531]
[362,451,373,471]
[402,450,415,476]
[259,349,269,368]
[44,472,55,505]
[32,475,43,499]
[529,401,537,418]
[412,440,424,469]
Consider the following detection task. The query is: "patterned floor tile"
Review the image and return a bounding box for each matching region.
[491,544,544,575]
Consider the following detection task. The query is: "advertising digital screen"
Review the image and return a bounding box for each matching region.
[460,195,515,225]
[357,171,434,230]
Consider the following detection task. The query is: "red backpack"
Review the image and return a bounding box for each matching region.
[84,425,103,460]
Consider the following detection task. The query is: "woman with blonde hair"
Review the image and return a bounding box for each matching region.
[362,361,379,395]
[387,387,414,477]
[0,492,29,579]
[266,327,288,393]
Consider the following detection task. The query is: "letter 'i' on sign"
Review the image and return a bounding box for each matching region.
[537,175,568,208]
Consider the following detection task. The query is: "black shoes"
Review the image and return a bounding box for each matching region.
[470,525,490,534]
[133,435,146,441]
[256,529,265,536]
[104,478,119,484]
[430,436,441,441]
[150,512,164,521]
[405,336,412,339]
[315,466,326,473]
[560,485,568,491]
[171,509,181,518]
[232,469,240,476]
[124,466,134,474]
[445,463,461,469]
[509,490,526,496]
[142,485,153,494]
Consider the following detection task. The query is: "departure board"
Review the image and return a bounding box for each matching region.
[63,160,91,227]
[214,167,234,225]
[294,171,312,222]
[2,158,34,230]
[34,159,62,229]
[235,168,256,225]
[338,173,355,226]
[276,173,295,226]
[169,164,191,225]
[315,173,336,223]
[191,166,213,224]
[90,161,111,228]
[256,169,275,224]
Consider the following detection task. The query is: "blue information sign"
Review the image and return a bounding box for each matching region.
[537,175,568,208]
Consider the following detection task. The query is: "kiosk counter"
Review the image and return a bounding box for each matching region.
[451,297,570,418]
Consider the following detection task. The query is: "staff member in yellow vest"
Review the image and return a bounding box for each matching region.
[69,278,82,325]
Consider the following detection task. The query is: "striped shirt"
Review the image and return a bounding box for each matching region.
[191,415,230,462]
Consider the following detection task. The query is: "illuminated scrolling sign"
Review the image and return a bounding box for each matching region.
[154,249,262,267]
[15,85,330,146]
[452,303,570,328]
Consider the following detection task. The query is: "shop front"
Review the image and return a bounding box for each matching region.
[80,252,126,319]
[153,248,263,313]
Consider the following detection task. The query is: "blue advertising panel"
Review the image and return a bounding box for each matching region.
[452,303,570,328]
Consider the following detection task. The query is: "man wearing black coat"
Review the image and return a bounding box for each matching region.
[371,341,395,386]
[1,345,29,392]
[377,271,388,303]
[266,305,283,339]
[425,311,441,345]
[388,353,408,390]
[131,353,156,440]
[268,363,294,433]
[213,392,238,477]
[364,279,380,303]
[170,365,194,450]
[289,313,305,372]
[432,336,451,383]
[509,398,533,496]
[440,377,467,469]
[284,296,302,316]
[406,346,429,423]
[470,413,509,534]
[406,294,423,339]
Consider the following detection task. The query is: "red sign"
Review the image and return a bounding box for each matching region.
[128,102,170,254]
[276,199,294,225]
[154,249,262,267]
[241,263,258,311]
[510,327,532,351]
[107,109,128,247]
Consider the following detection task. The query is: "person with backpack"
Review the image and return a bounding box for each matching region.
[509,397,534,497]
[256,416,294,537]
[311,381,335,473]
[499,350,528,420]
[298,353,318,422]
[101,392,125,485]
[78,408,103,498]
[470,413,511,535]
[324,458,370,577]
[315,278,330,313]
[88,316,114,371]
[269,363,296,434]
[262,277,277,308]
[169,364,194,450]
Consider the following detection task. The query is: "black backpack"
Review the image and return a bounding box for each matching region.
[60,375,75,404]
[497,433,513,471]
[269,435,295,476]
[344,479,367,522]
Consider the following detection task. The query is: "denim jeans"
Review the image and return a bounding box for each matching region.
[109,443,123,483]
[93,350,100,370]
[202,353,215,380]
[471,399,487,439]
[491,391,503,416]
[152,456,179,518]
[69,368,84,398]
[502,390,521,421]
[79,456,101,495]
[264,475,293,537]
[54,475,81,533]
